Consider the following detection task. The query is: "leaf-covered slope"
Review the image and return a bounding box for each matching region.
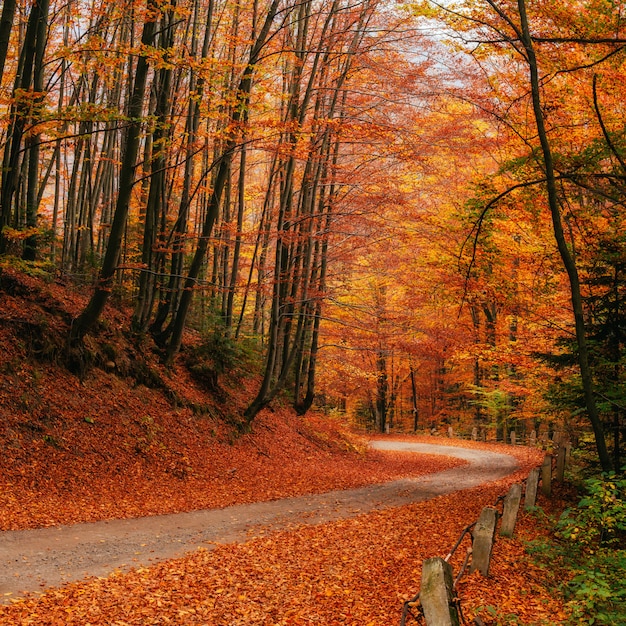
[0,266,461,531]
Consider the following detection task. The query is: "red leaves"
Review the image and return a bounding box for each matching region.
[0,404,461,531]
[0,269,562,623]
[0,269,463,532]
[0,446,561,625]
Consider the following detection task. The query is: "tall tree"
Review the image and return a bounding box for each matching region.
[489,0,612,469]
[69,0,159,345]
[23,0,50,261]
[425,0,624,467]
[161,0,284,364]
[244,0,378,422]
[0,0,50,255]
[0,0,16,87]
[132,3,178,333]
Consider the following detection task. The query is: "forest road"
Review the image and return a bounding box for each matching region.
[0,440,518,602]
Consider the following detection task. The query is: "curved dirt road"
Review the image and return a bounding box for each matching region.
[0,440,518,601]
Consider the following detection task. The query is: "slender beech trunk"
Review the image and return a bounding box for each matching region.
[0,1,44,251]
[69,1,158,344]
[294,149,335,415]
[133,6,177,333]
[163,0,282,364]
[243,3,313,421]
[22,0,49,261]
[150,0,215,337]
[0,0,15,86]
[225,143,246,330]
[245,2,370,422]
[515,0,611,470]
[410,363,419,431]
[235,154,280,339]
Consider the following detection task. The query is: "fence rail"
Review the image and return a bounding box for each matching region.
[400,439,570,625]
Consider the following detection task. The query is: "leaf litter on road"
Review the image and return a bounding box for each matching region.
[0,444,566,625]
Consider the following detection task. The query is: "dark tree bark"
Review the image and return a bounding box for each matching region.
[149,0,216,338]
[513,0,612,470]
[410,362,419,432]
[69,0,158,344]
[244,0,368,423]
[163,0,283,364]
[293,117,341,416]
[0,0,15,87]
[132,5,178,333]
[22,0,49,261]
[224,143,246,330]
[0,0,48,252]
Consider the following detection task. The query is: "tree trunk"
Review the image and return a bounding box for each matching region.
[69,1,158,344]
[516,0,611,470]
[244,0,371,423]
[163,0,283,364]
[0,1,44,251]
[0,0,15,86]
[22,0,49,261]
[133,6,177,333]
[410,363,419,431]
[225,143,246,330]
[149,0,215,337]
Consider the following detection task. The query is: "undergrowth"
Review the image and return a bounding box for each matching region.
[527,472,626,625]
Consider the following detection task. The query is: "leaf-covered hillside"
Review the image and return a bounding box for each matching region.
[0,265,461,531]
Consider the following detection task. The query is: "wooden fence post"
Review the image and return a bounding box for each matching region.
[541,454,552,497]
[470,507,498,576]
[420,557,460,626]
[525,467,540,509]
[529,430,536,446]
[556,443,568,482]
[500,483,522,537]
[472,427,478,441]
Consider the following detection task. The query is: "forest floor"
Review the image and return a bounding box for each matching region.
[0,432,570,625]
[0,264,571,624]
[0,441,517,599]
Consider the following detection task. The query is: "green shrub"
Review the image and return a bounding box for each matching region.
[552,473,626,625]
[185,327,260,392]
[563,551,626,625]
[557,473,626,548]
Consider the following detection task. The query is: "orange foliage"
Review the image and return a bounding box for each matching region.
[0,443,565,625]
[0,269,567,623]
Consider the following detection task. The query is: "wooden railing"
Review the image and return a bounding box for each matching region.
[400,439,571,625]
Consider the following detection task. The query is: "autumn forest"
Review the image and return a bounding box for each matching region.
[0,0,626,626]
[2,0,625,467]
